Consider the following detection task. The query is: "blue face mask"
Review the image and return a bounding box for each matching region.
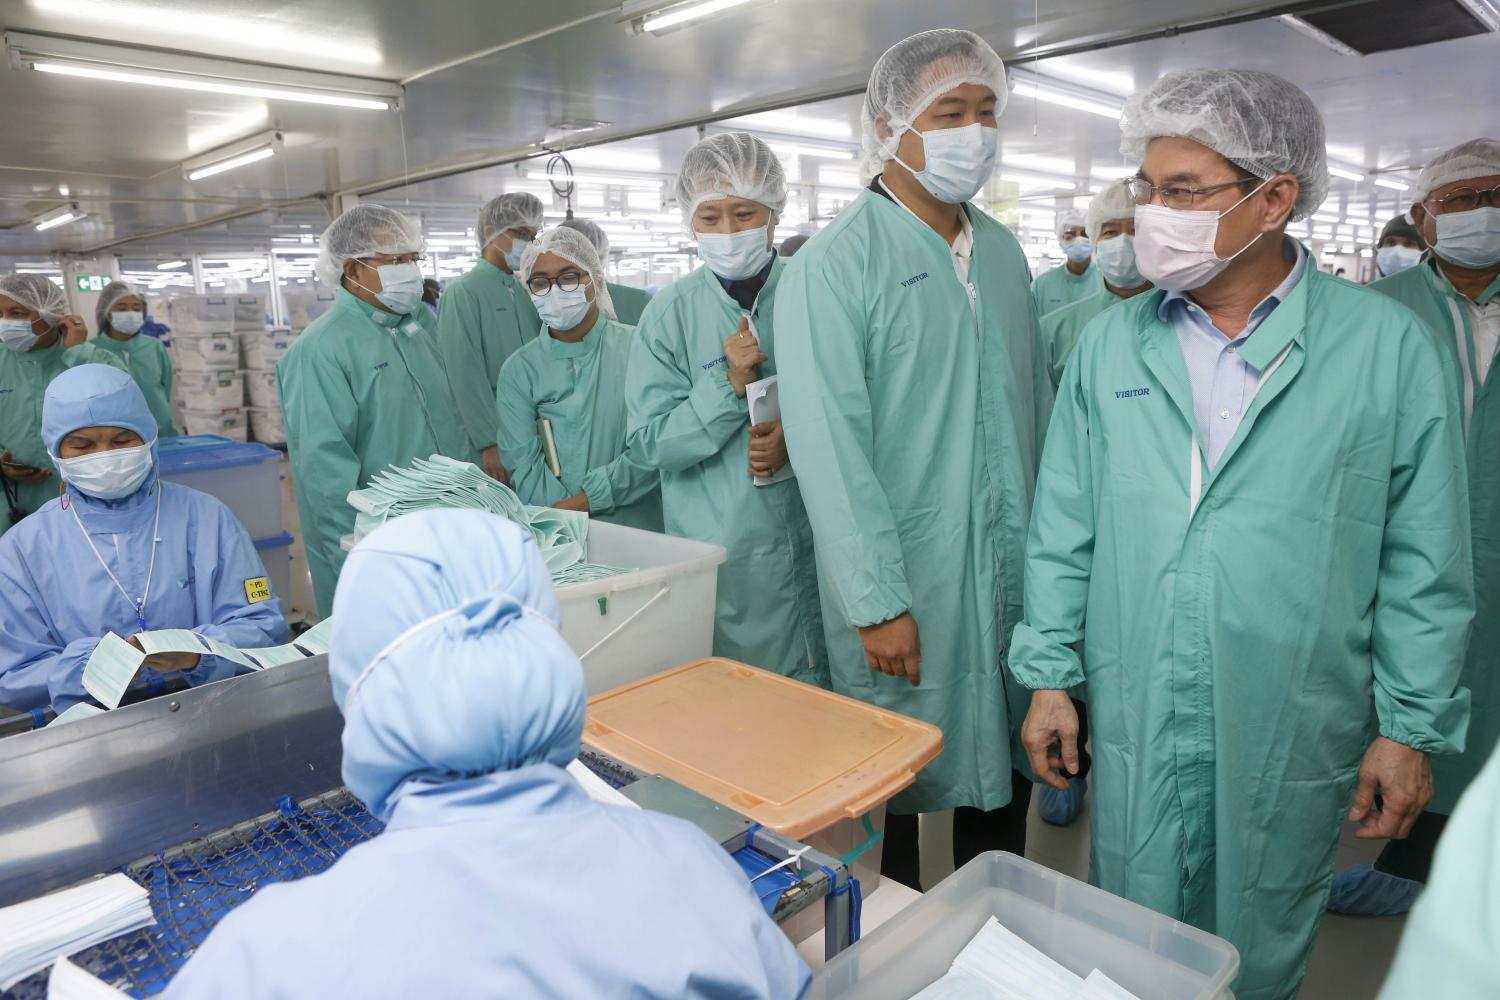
[1063,236,1094,263]
[1094,235,1145,289]
[0,318,39,352]
[55,443,154,500]
[110,311,145,336]
[1433,206,1500,269]
[1376,244,1423,276]
[896,123,998,204]
[358,262,424,316]
[504,240,530,272]
[531,285,593,331]
[697,225,772,281]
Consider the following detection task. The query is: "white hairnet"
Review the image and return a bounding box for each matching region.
[559,217,610,260]
[1086,181,1136,243]
[94,280,146,332]
[1120,68,1329,221]
[1416,138,1500,203]
[317,204,424,288]
[675,133,787,227]
[861,29,1008,178]
[478,193,545,247]
[1057,209,1088,241]
[517,226,616,321]
[0,273,68,325]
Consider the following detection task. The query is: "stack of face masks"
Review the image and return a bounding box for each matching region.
[344,455,625,584]
[0,874,155,991]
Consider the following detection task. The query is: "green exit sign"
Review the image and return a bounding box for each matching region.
[75,274,113,292]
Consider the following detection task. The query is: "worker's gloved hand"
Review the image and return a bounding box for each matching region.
[1,450,50,484]
[480,446,510,486]
[748,420,788,478]
[1349,736,1432,840]
[60,315,88,349]
[859,612,921,686]
[1022,690,1081,790]
[723,317,766,399]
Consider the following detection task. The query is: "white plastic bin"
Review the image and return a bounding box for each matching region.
[176,408,247,442]
[177,370,244,410]
[246,405,286,446]
[284,290,337,329]
[158,435,283,539]
[252,531,294,609]
[241,328,297,370]
[231,295,265,331]
[813,853,1241,1000]
[171,333,239,372]
[166,295,233,335]
[555,520,726,694]
[243,369,280,408]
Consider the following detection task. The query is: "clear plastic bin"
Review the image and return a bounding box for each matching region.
[812,853,1241,1000]
[246,405,286,446]
[252,531,294,610]
[177,369,244,410]
[243,369,280,408]
[176,408,247,442]
[241,328,297,370]
[158,435,282,539]
[166,295,233,335]
[554,520,726,693]
[584,657,942,905]
[231,295,265,331]
[283,290,337,329]
[171,333,240,372]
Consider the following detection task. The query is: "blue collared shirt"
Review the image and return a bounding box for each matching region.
[1164,240,1307,469]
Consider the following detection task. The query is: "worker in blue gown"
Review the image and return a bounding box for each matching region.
[0,365,288,714]
[164,509,811,1000]
[1010,70,1472,1000]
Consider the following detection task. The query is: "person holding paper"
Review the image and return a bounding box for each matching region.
[625,133,827,687]
[496,226,662,531]
[0,365,288,713]
[775,29,1050,887]
[165,510,809,1000]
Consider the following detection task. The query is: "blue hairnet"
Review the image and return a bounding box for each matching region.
[329,509,584,821]
[42,364,157,458]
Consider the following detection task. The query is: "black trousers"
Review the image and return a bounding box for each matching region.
[1374,810,1449,884]
[880,768,1034,891]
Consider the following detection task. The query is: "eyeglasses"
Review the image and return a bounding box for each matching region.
[526,270,587,296]
[1426,183,1500,215]
[1128,175,1259,211]
[356,253,424,267]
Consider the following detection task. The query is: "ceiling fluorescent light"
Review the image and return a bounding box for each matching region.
[624,0,758,34]
[1008,67,1124,120]
[1326,164,1366,182]
[1275,14,1361,56]
[5,31,402,111]
[33,202,81,231]
[765,141,854,161]
[183,130,282,181]
[156,260,188,270]
[1373,177,1411,191]
[524,169,663,189]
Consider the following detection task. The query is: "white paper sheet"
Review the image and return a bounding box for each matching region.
[0,874,154,990]
[746,375,795,487]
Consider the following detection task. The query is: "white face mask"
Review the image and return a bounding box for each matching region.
[55,443,154,500]
[110,311,145,336]
[697,224,772,281]
[1133,178,1271,292]
[1062,236,1094,263]
[1432,206,1500,270]
[1376,244,1423,277]
[531,284,593,331]
[0,318,39,352]
[351,262,424,316]
[1095,235,1146,289]
[896,123,998,204]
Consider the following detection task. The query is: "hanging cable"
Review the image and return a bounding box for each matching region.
[545,151,576,220]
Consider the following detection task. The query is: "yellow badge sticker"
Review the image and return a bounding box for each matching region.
[244,577,272,603]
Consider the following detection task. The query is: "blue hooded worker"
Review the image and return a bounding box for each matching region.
[164,509,810,1000]
[0,364,287,713]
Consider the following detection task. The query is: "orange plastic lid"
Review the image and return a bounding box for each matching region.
[584,658,943,840]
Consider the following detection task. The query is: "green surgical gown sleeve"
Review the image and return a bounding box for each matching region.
[578,435,657,517]
[1008,345,1093,690]
[436,279,499,459]
[626,320,748,473]
[773,260,910,629]
[496,354,570,508]
[1377,745,1500,999]
[1370,331,1473,752]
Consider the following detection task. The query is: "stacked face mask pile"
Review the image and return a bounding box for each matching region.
[912,917,1142,1000]
[0,874,155,990]
[343,455,626,584]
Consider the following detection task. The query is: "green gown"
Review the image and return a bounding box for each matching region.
[775,190,1051,815]
[1372,257,1500,815]
[89,332,179,439]
[625,258,827,687]
[279,289,467,613]
[606,282,653,328]
[1030,261,1104,316]
[497,312,662,532]
[1038,288,1131,389]
[435,259,540,464]
[1009,266,1473,1000]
